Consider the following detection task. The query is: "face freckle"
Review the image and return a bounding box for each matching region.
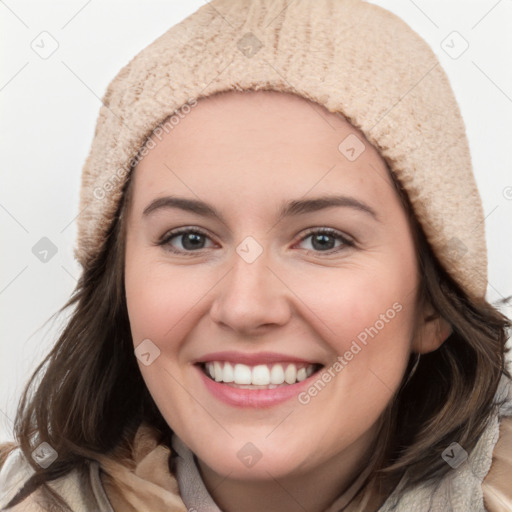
[123,90,433,489]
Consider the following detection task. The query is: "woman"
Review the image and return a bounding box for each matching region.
[1,0,511,510]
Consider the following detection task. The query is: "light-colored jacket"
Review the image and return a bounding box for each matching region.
[1,374,512,511]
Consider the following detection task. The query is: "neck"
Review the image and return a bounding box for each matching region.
[196,422,383,512]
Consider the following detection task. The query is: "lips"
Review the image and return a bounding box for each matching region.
[195,350,320,366]
[201,361,321,387]
[193,352,324,404]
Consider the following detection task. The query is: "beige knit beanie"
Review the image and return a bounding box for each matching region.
[74,0,487,299]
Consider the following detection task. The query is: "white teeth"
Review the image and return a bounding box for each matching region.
[252,365,270,385]
[284,364,297,384]
[270,364,285,384]
[234,364,252,384]
[223,362,234,383]
[214,361,223,382]
[296,367,307,382]
[204,361,317,386]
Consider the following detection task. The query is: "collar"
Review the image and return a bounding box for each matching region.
[96,424,378,512]
[171,434,222,511]
[170,433,377,512]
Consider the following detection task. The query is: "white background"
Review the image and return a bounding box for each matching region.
[1,0,511,442]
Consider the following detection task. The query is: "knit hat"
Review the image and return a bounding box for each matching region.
[74,0,487,299]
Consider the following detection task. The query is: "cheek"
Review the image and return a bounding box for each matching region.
[125,253,216,347]
[297,260,416,342]
[290,257,418,399]
[125,273,178,344]
[124,255,215,431]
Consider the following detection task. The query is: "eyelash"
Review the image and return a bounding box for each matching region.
[157,227,355,256]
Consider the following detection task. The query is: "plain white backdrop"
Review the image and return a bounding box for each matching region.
[1,0,511,442]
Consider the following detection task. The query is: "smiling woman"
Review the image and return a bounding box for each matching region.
[1,0,512,511]
[123,92,429,506]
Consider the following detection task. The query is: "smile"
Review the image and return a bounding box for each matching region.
[193,351,326,407]
[201,361,322,388]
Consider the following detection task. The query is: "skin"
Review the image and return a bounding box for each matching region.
[124,90,451,512]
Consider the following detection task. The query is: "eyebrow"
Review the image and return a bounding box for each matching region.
[142,194,379,223]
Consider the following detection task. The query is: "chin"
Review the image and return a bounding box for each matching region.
[193,438,313,480]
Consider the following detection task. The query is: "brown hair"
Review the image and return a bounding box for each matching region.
[2,157,510,510]
[352,170,512,506]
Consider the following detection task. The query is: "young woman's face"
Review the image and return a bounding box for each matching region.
[124,90,441,483]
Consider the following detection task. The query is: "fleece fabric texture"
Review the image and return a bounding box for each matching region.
[74,0,487,299]
[0,374,511,511]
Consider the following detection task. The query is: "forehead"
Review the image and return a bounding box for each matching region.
[147,89,365,161]
[129,90,395,216]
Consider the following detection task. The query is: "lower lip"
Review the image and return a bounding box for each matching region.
[196,365,315,408]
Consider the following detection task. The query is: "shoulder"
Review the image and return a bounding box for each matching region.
[482,373,512,512]
[0,444,38,511]
[378,373,512,511]
[0,444,113,512]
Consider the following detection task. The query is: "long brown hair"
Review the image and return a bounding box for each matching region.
[2,157,510,510]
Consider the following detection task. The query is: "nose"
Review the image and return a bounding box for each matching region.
[209,246,292,335]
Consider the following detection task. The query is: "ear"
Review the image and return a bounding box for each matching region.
[412,303,452,354]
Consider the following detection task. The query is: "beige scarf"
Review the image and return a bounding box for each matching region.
[2,377,511,511]
[93,425,186,512]
[93,423,383,512]
[93,412,512,512]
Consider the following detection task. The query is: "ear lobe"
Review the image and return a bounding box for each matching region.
[412,312,452,354]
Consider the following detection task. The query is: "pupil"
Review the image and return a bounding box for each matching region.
[183,233,204,250]
[180,233,335,251]
[312,234,334,251]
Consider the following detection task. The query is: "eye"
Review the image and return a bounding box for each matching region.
[158,227,216,254]
[157,226,354,256]
[295,228,354,254]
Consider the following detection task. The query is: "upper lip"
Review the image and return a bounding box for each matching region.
[193,351,321,366]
